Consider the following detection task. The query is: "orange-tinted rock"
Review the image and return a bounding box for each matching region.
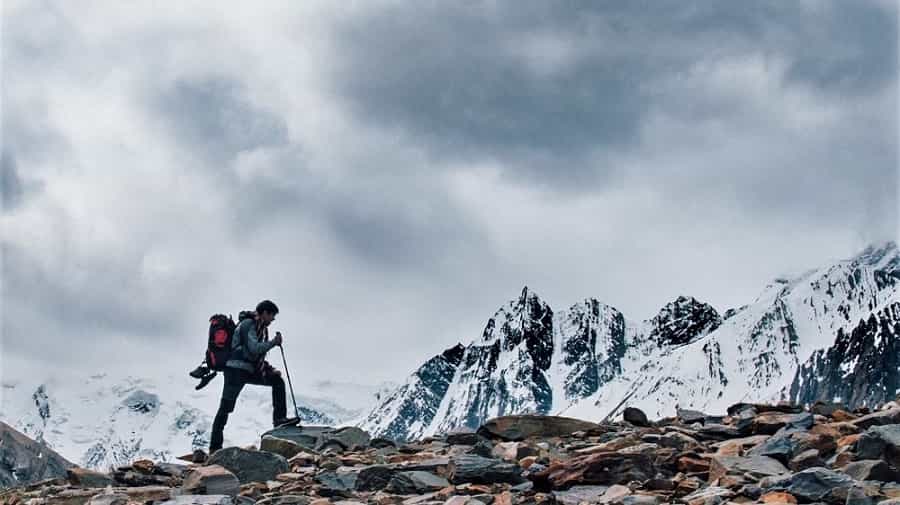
[761,491,798,504]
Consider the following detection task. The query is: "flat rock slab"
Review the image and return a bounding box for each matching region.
[761,467,855,503]
[852,408,900,430]
[552,485,610,505]
[206,447,290,484]
[158,495,233,505]
[385,471,451,494]
[710,454,789,481]
[261,426,371,454]
[477,415,601,441]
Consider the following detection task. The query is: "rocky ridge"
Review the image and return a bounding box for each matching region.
[7,401,900,505]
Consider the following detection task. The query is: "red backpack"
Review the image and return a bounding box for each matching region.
[205,311,255,371]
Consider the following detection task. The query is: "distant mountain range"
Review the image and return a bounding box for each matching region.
[359,242,900,441]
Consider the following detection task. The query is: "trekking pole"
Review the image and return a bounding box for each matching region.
[278,340,300,418]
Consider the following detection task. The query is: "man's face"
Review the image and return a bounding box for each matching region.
[260,311,276,326]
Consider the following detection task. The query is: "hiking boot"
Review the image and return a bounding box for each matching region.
[189,365,210,379]
[273,417,301,428]
[194,371,218,390]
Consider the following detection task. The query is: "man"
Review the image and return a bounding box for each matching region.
[209,299,295,454]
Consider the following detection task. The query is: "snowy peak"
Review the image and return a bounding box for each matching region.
[648,295,722,347]
[791,301,900,409]
[482,286,554,368]
[555,299,627,403]
[357,343,465,441]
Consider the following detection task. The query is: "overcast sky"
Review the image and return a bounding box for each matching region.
[2,1,898,387]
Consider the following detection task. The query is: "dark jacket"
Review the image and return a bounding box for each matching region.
[226,318,277,372]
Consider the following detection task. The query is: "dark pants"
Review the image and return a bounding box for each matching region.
[210,365,287,453]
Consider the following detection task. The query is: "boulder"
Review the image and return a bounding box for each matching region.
[206,447,290,484]
[623,408,651,427]
[182,465,240,496]
[841,460,900,483]
[448,455,524,485]
[67,468,115,488]
[529,452,655,490]
[858,425,900,466]
[260,436,306,459]
[477,415,600,441]
[708,455,789,482]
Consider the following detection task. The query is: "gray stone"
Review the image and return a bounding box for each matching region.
[158,496,233,505]
[790,449,825,472]
[553,485,609,505]
[448,455,524,485]
[846,486,874,505]
[853,408,900,430]
[355,465,397,491]
[677,407,708,425]
[445,427,483,446]
[709,455,789,481]
[255,496,312,505]
[385,471,451,494]
[316,470,359,495]
[683,487,733,504]
[619,497,660,505]
[322,426,371,452]
[858,425,900,466]
[763,467,855,503]
[261,435,306,459]
[206,447,290,484]
[748,433,796,464]
[842,460,900,483]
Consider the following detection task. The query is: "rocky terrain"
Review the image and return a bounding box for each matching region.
[6,401,900,505]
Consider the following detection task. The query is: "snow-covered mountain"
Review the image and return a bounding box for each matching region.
[791,300,900,408]
[360,241,900,441]
[0,372,379,471]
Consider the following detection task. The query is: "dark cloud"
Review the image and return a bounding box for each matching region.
[329,1,896,190]
[1,152,24,212]
[153,76,290,164]
[0,0,896,384]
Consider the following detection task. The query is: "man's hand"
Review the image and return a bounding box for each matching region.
[273,331,283,347]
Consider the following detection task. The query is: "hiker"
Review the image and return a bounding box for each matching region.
[209,299,295,453]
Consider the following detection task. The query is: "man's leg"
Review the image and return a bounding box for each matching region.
[210,368,247,453]
[246,365,288,425]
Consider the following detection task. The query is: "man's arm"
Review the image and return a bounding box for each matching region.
[244,323,277,358]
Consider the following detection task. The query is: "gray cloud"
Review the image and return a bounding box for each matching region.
[0,0,896,385]
[152,76,290,164]
[1,152,24,212]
